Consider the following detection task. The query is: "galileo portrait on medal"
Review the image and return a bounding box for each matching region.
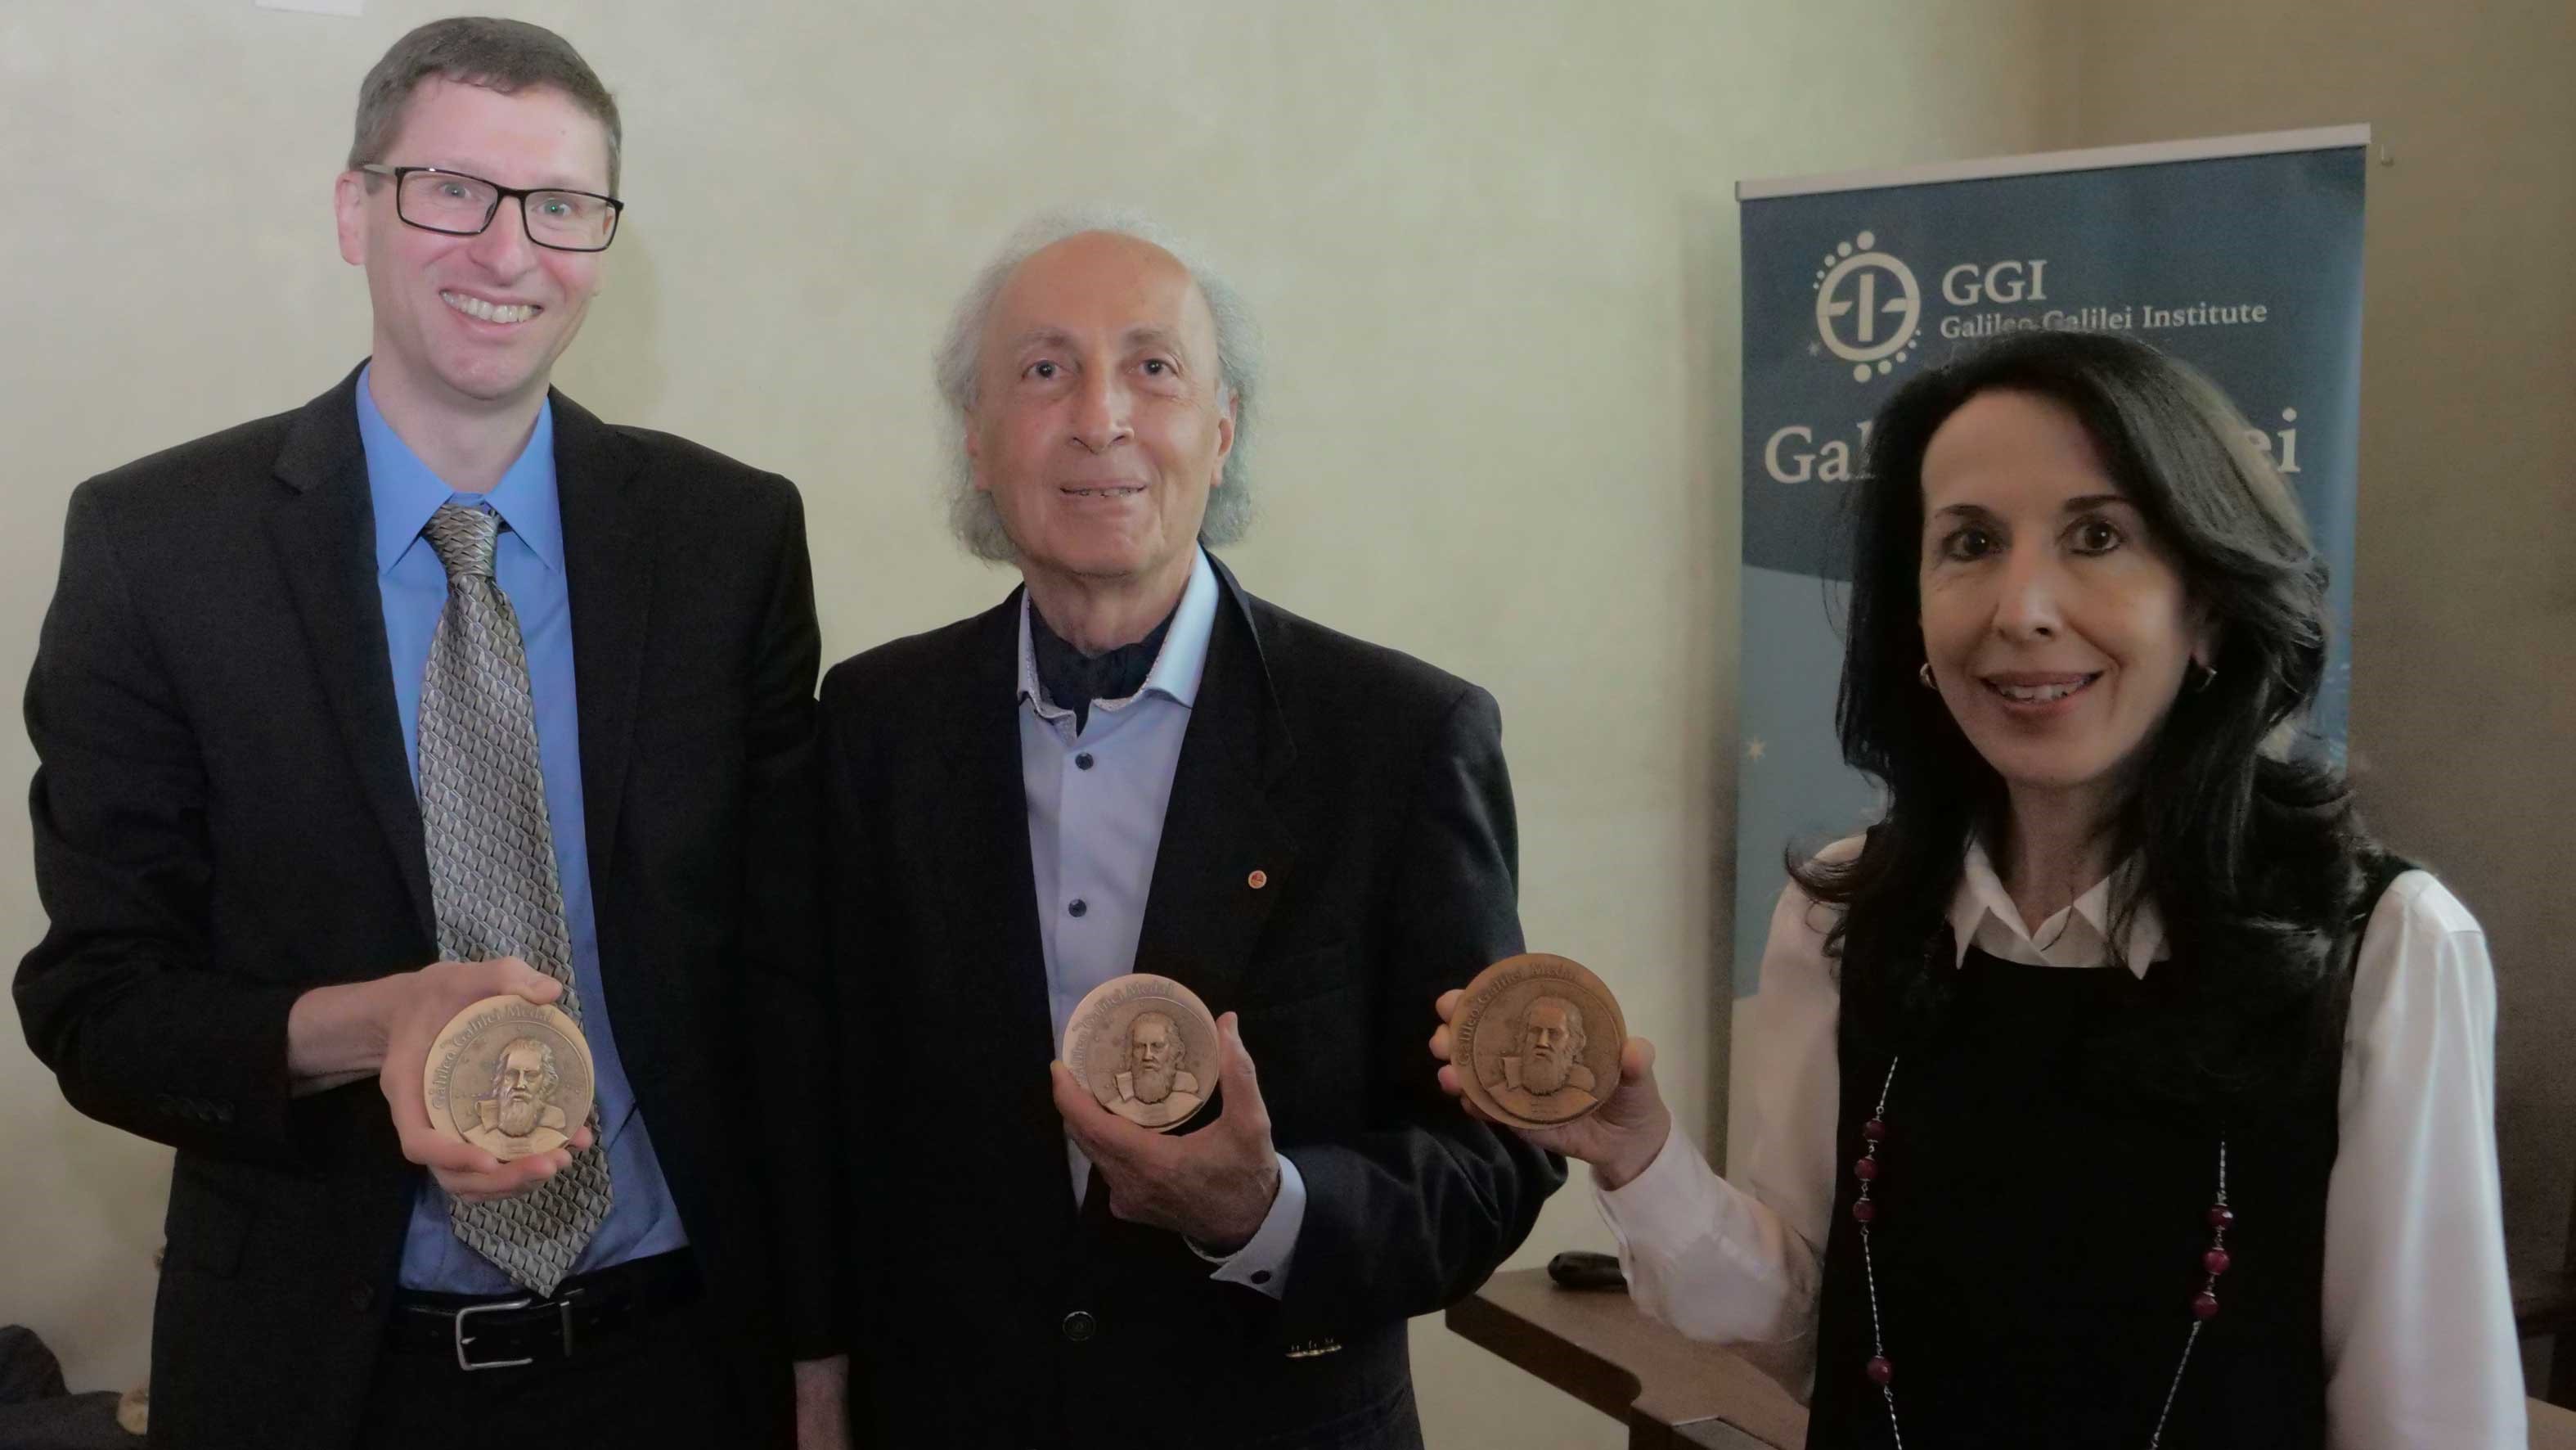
[1490,996,1598,1115]
[466,1035,571,1154]
[1109,1011,1206,1128]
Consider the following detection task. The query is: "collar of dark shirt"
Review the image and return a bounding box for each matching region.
[1027,601,1177,733]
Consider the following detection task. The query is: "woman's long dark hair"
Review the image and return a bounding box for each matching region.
[1792,331,2375,1104]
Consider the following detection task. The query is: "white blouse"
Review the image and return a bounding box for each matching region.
[1596,839,2525,1448]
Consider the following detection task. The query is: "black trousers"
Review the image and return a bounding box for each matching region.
[353,1295,740,1449]
[1247,1381,1425,1450]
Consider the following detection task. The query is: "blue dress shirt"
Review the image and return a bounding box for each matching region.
[356,367,690,1293]
[1017,547,1305,1298]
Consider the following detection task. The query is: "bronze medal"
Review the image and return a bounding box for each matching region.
[421,995,596,1161]
[1063,975,1221,1133]
[1453,953,1625,1129]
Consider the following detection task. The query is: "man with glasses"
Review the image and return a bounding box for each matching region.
[16,18,839,1449]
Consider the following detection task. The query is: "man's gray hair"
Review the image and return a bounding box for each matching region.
[935,207,1262,562]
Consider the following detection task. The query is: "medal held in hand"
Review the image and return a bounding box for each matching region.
[422,995,596,1161]
[1453,953,1626,1129]
[1063,975,1222,1133]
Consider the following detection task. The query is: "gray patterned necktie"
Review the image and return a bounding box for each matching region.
[418,502,612,1296]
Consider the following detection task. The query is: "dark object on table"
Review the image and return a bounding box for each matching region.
[0,1326,144,1448]
[1549,1250,1630,1292]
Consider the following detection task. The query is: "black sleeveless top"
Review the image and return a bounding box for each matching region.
[1804,858,2410,1450]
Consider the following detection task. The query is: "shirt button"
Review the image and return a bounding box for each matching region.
[1251,1270,1272,1286]
[1068,899,1088,918]
[1061,1309,1097,1342]
[1075,753,1095,771]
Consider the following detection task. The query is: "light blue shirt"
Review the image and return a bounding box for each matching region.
[1018,548,1305,1298]
[356,367,690,1293]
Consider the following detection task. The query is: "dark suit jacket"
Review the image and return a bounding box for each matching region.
[14,366,834,1449]
[817,560,1564,1449]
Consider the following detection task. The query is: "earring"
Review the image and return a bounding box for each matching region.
[1918,663,1935,690]
[2192,660,2218,693]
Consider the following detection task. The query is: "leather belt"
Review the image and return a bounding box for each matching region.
[385,1249,701,1371]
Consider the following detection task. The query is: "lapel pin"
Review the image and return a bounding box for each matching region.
[1247,869,1269,890]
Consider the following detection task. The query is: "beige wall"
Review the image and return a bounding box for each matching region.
[1,1,2080,1442]
[2061,0,2576,1385]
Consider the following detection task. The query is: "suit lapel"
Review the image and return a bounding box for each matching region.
[938,593,1076,1242]
[550,394,652,905]
[942,592,1059,1067]
[266,365,436,941]
[1131,559,1301,1011]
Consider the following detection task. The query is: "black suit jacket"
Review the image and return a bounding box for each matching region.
[817,561,1563,1449]
[14,367,833,1448]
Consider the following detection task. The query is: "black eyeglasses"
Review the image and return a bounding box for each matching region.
[360,164,623,253]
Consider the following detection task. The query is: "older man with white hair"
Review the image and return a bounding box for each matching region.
[809,211,1561,1448]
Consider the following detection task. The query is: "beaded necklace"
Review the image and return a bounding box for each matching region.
[1851,1057,2235,1449]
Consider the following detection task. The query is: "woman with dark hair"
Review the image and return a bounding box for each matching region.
[1435,331,2521,1448]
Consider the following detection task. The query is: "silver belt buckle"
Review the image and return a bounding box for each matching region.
[453,1296,537,1371]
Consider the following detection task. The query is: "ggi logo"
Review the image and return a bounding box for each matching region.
[1813,232,1921,383]
[1941,259,2050,305]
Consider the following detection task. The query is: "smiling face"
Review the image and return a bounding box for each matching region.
[335,78,611,417]
[965,231,1234,596]
[1917,390,2214,818]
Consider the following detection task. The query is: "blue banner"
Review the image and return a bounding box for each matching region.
[1729,132,2368,1020]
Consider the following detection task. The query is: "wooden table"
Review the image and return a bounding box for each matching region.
[1448,1267,2576,1449]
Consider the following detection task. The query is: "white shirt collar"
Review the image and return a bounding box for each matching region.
[1945,836,2167,977]
[1014,547,1221,723]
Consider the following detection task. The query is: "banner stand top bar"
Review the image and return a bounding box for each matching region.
[1736,124,2371,202]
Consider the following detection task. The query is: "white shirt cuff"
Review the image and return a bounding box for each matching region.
[1594,1124,1711,1250]
[1189,1152,1304,1299]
